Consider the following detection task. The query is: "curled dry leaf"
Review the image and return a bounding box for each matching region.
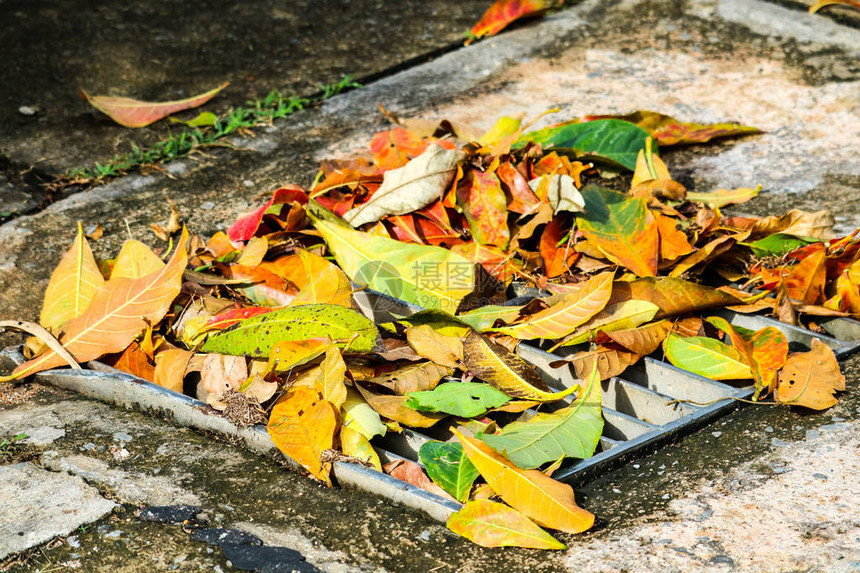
[82,82,228,128]
[555,345,640,381]
[355,382,445,428]
[776,339,845,410]
[198,353,248,410]
[463,332,577,401]
[368,361,453,395]
[344,144,464,228]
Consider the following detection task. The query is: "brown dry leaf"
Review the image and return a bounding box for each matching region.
[9,229,189,381]
[405,325,464,369]
[198,353,248,410]
[555,346,640,380]
[39,222,105,333]
[149,198,182,241]
[384,459,457,501]
[355,382,445,428]
[776,339,845,410]
[267,387,339,485]
[668,235,736,278]
[748,209,835,241]
[368,361,453,395]
[594,320,672,355]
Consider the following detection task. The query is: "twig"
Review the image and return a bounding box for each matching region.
[0,321,81,382]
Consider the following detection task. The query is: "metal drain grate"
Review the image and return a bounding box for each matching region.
[3,293,858,523]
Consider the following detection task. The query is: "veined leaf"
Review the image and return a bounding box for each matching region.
[577,186,658,277]
[663,332,753,380]
[743,233,819,258]
[706,317,788,396]
[200,304,380,357]
[311,216,474,313]
[291,344,348,410]
[110,239,165,280]
[39,222,105,333]
[462,332,578,401]
[344,144,463,227]
[594,320,671,355]
[267,387,338,486]
[686,186,761,208]
[227,186,309,242]
[12,229,188,380]
[492,272,613,339]
[776,339,845,410]
[556,345,640,381]
[556,300,660,347]
[482,366,602,469]
[581,110,760,147]
[609,277,741,319]
[458,304,524,332]
[82,82,228,128]
[356,383,445,428]
[368,361,452,395]
[406,382,510,418]
[447,500,566,550]
[517,119,651,171]
[458,169,510,250]
[452,428,595,534]
[419,441,479,503]
[406,324,464,369]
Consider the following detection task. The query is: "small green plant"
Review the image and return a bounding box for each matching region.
[59,75,362,188]
[0,433,29,463]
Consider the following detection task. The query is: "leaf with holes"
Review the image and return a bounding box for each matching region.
[200,304,379,357]
[406,382,511,418]
[776,339,845,410]
[267,387,338,485]
[419,441,479,503]
[482,365,602,469]
[452,428,594,533]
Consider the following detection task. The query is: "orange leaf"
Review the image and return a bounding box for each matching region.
[39,222,105,333]
[557,345,640,380]
[594,320,671,355]
[471,0,561,39]
[267,387,338,485]
[452,428,594,534]
[577,187,659,277]
[540,216,578,278]
[82,82,228,128]
[610,277,741,319]
[12,229,188,379]
[776,339,845,410]
[447,499,566,549]
[497,161,539,215]
[369,127,428,170]
[781,246,827,304]
[668,235,736,278]
[707,317,788,396]
[103,341,156,382]
[355,382,444,428]
[655,213,693,262]
[458,170,510,250]
[291,344,348,410]
[154,348,193,394]
[289,250,354,308]
[221,263,298,307]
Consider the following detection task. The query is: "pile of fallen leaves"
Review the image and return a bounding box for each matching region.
[1,105,852,550]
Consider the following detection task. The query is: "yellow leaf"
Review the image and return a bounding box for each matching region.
[10,228,189,380]
[405,325,464,369]
[447,499,566,549]
[267,387,338,485]
[340,425,381,472]
[776,339,845,410]
[39,222,105,333]
[452,428,594,534]
[110,239,165,280]
[291,344,348,410]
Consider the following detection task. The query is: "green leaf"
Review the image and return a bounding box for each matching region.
[405,382,510,418]
[555,300,660,347]
[743,233,820,257]
[663,332,753,380]
[419,441,479,503]
[516,119,652,171]
[310,216,475,314]
[200,304,380,357]
[481,365,602,469]
[458,304,524,331]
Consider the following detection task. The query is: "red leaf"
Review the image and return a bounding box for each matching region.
[471,0,561,39]
[369,127,429,170]
[203,307,273,332]
[540,216,578,278]
[227,186,309,242]
[82,82,229,128]
[458,170,510,250]
[497,161,539,215]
